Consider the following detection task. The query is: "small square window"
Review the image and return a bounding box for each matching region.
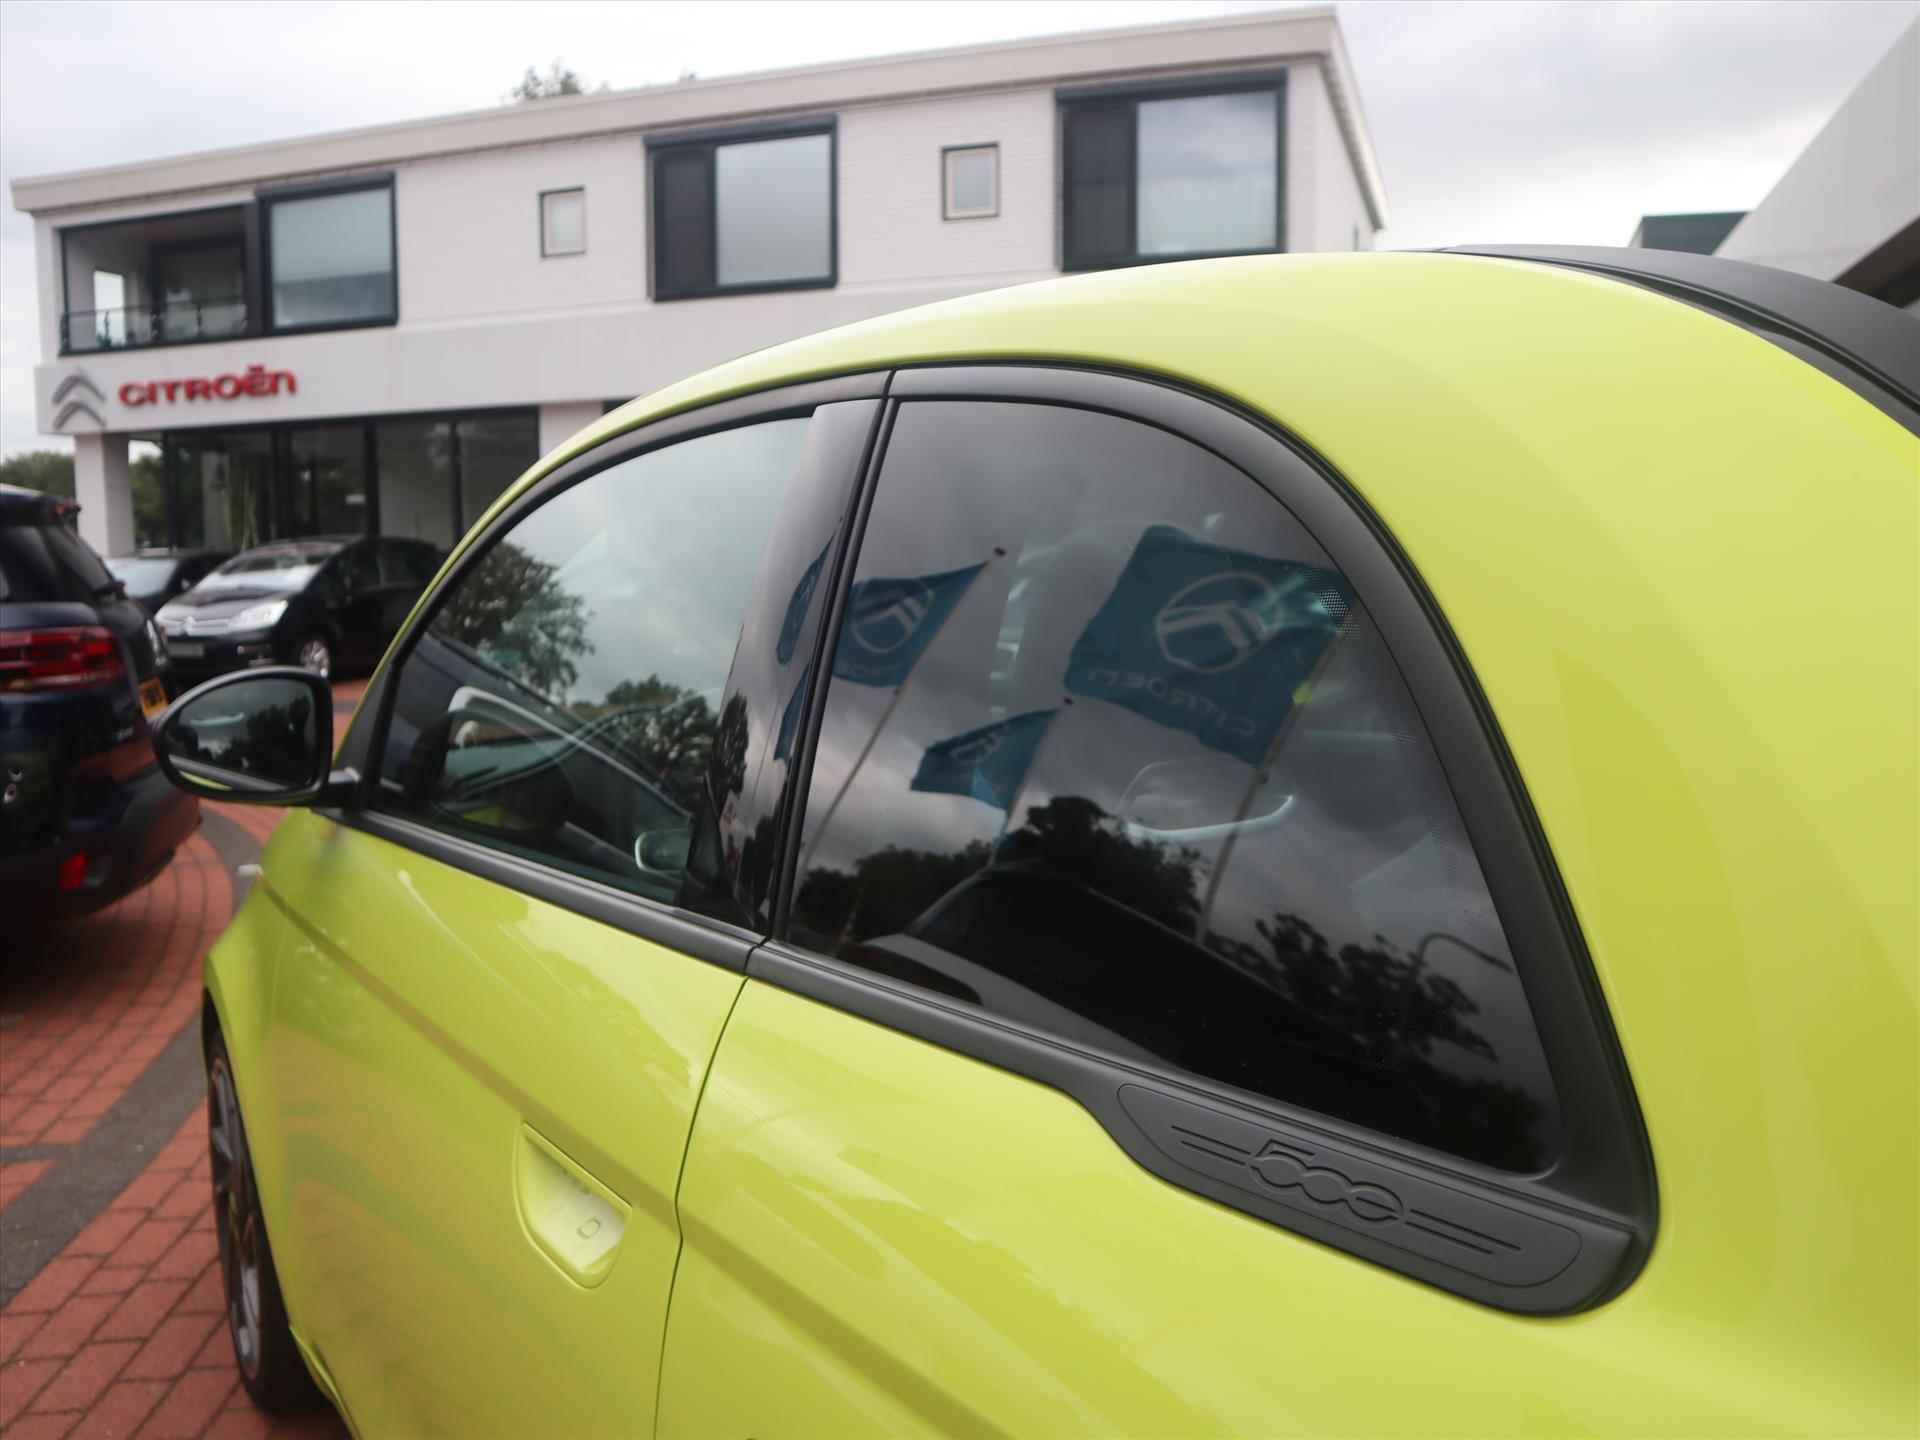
[943,145,999,220]
[541,188,586,257]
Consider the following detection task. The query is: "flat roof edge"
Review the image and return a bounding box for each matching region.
[12,6,1363,216]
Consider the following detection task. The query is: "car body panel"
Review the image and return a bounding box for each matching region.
[198,254,1915,1433]
[3,497,197,917]
[208,805,744,1435]
[661,977,1896,1438]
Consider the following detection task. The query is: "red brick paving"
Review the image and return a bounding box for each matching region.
[2,678,367,1438]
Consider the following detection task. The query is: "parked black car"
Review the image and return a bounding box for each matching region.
[155,535,442,686]
[103,549,233,615]
[0,484,199,922]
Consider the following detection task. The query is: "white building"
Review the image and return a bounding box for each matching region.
[1716,18,1918,308]
[10,6,1386,557]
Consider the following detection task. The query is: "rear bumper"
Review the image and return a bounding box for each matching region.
[3,764,200,922]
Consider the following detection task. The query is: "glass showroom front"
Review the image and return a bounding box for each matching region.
[143,409,537,554]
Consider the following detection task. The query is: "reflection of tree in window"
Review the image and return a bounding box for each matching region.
[434,540,593,698]
[797,792,1542,1169]
[566,673,716,811]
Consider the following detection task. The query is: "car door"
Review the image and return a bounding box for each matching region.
[657,373,1653,1436]
[252,386,882,1435]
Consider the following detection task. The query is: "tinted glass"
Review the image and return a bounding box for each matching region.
[269,186,396,328]
[656,148,715,296]
[376,419,456,548]
[375,419,812,906]
[791,402,1560,1171]
[0,524,115,603]
[1064,103,1132,265]
[715,134,831,287]
[287,424,368,534]
[1137,91,1278,255]
[457,414,538,530]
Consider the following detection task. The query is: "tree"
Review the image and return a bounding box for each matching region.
[510,62,586,102]
[0,450,75,499]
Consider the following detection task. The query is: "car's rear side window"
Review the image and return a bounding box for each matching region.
[0,522,115,604]
[371,419,811,908]
[790,401,1562,1171]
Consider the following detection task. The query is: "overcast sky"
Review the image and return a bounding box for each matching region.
[2,0,1915,459]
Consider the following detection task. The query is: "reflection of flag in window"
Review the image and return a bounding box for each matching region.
[910,709,1057,811]
[773,663,808,762]
[776,543,829,665]
[833,564,984,688]
[1065,525,1350,765]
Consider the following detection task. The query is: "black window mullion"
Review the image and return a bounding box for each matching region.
[706,145,719,296]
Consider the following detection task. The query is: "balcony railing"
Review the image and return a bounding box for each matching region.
[62,298,249,353]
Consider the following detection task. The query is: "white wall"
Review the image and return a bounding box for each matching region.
[1718,20,1919,280]
[839,88,1057,289]
[398,134,650,324]
[1287,62,1374,252]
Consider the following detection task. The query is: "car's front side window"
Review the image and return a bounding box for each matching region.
[790,400,1561,1172]
[372,418,812,907]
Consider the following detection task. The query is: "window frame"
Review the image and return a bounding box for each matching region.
[755,364,1654,1316]
[539,186,587,258]
[1058,72,1288,273]
[940,143,1000,221]
[327,371,889,971]
[259,173,399,336]
[645,119,839,301]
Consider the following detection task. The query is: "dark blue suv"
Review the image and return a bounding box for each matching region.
[1,485,198,923]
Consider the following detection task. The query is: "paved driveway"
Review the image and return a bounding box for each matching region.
[1,681,367,1439]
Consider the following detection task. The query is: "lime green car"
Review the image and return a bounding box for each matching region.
[154,248,1917,1438]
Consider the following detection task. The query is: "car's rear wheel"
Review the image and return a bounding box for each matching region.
[295,635,331,679]
[207,1032,321,1414]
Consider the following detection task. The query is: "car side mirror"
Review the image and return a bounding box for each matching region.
[153,667,355,806]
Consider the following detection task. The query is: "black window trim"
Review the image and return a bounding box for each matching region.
[1058,70,1288,273]
[758,362,1655,1316]
[646,118,839,302]
[326,370,890,973]
[259,172,399,337]
[538,186,587,259]
[56,201,256,357]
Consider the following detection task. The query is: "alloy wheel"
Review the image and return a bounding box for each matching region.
[208,1056,264,1380]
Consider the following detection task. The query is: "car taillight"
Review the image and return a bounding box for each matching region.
[0,626,127,692]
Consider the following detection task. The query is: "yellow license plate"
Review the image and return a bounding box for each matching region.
[139,678,168,718]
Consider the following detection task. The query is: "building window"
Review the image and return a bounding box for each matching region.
[650,126,835,299]
[541,188,586,257]
[942,144,999,220]
[1061,79,1283,271]
[264,178,396,331]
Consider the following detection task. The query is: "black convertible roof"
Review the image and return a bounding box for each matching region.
[1445,244,1920,438]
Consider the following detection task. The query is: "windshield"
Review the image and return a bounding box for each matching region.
[105,557,179,589]
[196,544,337,593]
